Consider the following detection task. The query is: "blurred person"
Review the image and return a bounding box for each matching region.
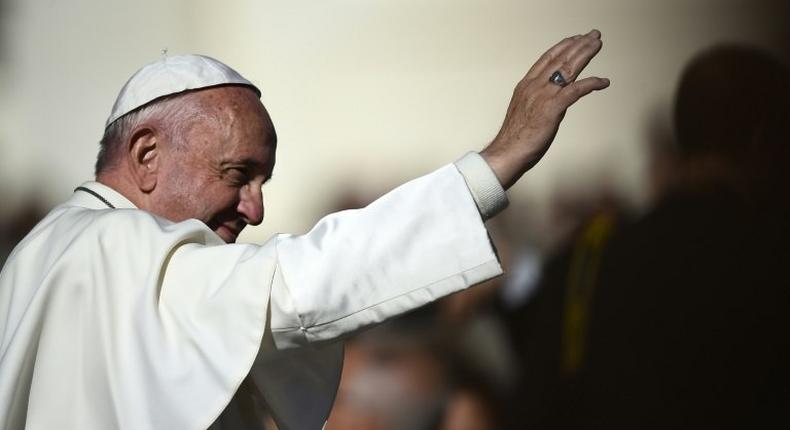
[502,44,790,429]
[325,306,503,430]
[0,31,609,429]
[325,310,450,430]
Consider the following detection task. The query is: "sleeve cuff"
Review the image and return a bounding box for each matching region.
[453,151,509,221]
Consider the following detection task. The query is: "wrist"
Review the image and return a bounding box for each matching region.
[480,144,538,190]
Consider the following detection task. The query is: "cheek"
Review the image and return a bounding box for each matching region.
[201,186,242,219]
[155,160,241,223]
[157,171,215,222]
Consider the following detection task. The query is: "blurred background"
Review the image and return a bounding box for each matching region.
[1,1,788,429]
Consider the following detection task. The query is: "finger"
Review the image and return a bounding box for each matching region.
[558,76,610,106]
[560,32,603,82]
[542,31,601,88]
[524,34,582,81]
[568,29,601,58]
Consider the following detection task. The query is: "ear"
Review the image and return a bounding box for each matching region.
[127,127,160,193]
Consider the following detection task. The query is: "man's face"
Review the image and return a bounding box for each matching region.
[152,86,277,243]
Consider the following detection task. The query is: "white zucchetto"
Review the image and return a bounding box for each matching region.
[106,54,260,128]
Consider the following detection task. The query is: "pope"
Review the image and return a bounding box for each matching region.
[0,30,608,429]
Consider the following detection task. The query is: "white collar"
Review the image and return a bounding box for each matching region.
[68,181,137,210]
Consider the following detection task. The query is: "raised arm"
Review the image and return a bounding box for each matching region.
[266,29,610,346]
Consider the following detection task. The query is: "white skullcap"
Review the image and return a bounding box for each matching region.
[106,54,261,128]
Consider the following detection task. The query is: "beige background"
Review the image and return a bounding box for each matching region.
[0,0,787,244]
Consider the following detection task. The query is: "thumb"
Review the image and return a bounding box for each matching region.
[560,77,610,105]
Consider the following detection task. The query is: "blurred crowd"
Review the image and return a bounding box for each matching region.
[1,44,788,429]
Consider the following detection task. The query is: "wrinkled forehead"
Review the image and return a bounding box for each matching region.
[187,86,275,138]
[197,85,268,118]
[179,86,277,162]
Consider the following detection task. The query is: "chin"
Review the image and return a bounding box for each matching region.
[222,234,238,244]
[215,226,239,243]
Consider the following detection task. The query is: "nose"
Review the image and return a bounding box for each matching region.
[237,184,264,226]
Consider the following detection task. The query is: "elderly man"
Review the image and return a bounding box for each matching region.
[0,31,607,429]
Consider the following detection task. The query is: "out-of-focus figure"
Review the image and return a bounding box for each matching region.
[502,45,790,429]
[325,306,505,430]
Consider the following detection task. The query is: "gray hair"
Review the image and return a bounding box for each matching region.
[95,93,200,175]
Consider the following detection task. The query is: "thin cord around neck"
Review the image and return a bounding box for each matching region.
[74,186,116,209]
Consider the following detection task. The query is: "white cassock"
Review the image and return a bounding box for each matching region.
[0,153,507,430]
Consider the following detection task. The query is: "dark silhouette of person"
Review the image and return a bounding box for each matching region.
[503,45,790,429]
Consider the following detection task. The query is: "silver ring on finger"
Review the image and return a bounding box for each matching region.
[549,70,568,87]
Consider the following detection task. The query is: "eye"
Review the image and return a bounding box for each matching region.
[225,167,249,186]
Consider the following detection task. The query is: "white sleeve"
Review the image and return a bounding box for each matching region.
[267,161,505,348]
